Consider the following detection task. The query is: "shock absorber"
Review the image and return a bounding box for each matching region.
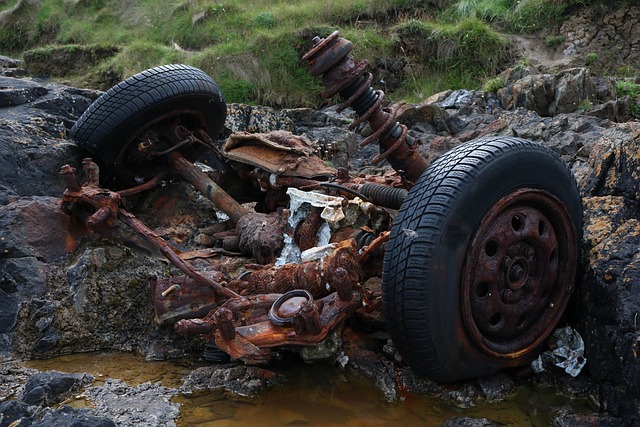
[302,31,430,188]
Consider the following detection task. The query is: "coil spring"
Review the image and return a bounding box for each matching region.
[303,32,409,166]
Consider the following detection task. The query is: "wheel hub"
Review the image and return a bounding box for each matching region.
[461,188,577,359]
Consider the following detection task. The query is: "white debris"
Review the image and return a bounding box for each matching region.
[531,326,587,377]
[301,243,337,263]
[287,187,345,225]
[275,188,346,265]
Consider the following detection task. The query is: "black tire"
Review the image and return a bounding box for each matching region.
[71,64,226,187]
[382,136,582,382]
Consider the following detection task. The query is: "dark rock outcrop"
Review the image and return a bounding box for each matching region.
[0,399,32,427]
[21,371,93,406]
[30,405,116,427]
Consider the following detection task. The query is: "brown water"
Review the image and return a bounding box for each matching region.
[24,353,592,426]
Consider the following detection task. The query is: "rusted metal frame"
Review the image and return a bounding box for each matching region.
[174,293,281,335]
[221,292,361,347]
[122,118,246,224]
[231,239,362,300]
[60,160,240,300]
[116,173,165,197]
[150,135,196,157]
[174,291,361,363]
[60,163,121,228]
[117,208,240,299]
[151,275,222,324]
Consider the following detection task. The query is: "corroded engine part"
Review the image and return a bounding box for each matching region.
[150,271,228,325]
[60,160,240,300]
[302,31,429,187]
[174,290,362,364]
[230,239,362,302]
[235,211,288,264]
[222,130,336,179]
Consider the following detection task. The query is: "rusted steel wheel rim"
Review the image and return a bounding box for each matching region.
[461,188,578,359]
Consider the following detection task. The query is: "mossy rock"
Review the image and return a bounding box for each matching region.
[23,45,119,77]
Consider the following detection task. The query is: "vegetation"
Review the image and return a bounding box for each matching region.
[450,0,609,33]
[615,80,640,118]
[544,34,564,49]
[483,76,505,93]
[585,52,598,66]
[0,0,621,107]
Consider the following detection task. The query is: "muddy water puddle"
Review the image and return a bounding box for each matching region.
[24,352,592,426]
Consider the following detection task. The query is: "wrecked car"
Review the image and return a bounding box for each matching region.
[60,31,582,383]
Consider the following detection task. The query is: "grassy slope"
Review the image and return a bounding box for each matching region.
[0,0,614,107]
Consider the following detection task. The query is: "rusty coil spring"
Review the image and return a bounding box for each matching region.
[302,31,429,186]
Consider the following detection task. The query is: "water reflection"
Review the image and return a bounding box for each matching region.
[24,352,592,426]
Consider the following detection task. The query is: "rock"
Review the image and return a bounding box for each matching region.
[395,101,451,133]
[476,372,515,402]
[551,409,624,427]
[0,363,37,401]
[0,399,33,427]
[497,67,626,119]
[21,371,93,406]
[0,77,94,205]
[1,67,28,78]
[23,45,119,78]
[0,78,48,107]
[181,365,285,398]
[579,214,640,418]
[340,327,398,401]
[302,125,358,169]
[500,65,541,87]
[550,68,596,116]
[0,55,21,68]
[436,89,478,110]
[559,5,640,75]
[498,73,556,116]
[441,382,481,409]
[442,418,497,427]
[224,103,294,135]
[585,97,631,122]
[582,125,640,201]
[85,379,178,427]
[0,197,75,262]
[578,123,640,420]
[30,405,116,427]
[0,197,71,354]
[592,77,617,103]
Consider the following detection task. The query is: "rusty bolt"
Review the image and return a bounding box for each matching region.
[161,284,180,297]
[215,307,236,341]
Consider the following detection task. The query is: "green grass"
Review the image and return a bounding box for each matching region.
[444,0,593,33]
[0,0,618,107]
[615,80,640,118]
[483,76,505,93]
[544,34,564,49]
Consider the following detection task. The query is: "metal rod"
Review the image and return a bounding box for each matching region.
[118,208,240,300]
[168,152,249,225]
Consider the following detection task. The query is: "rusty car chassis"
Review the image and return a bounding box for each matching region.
[61,32,582,382]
